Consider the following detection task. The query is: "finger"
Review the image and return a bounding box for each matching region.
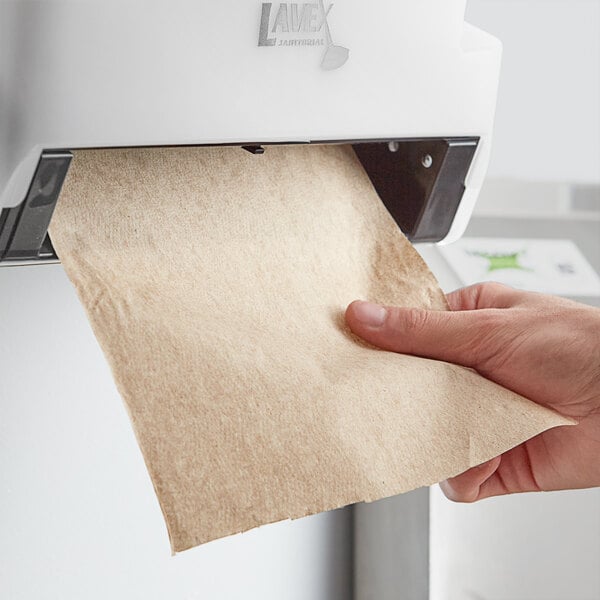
[441,440,547,502]
[439,456,502,502]
[446,282,521,312]
[345,300,500,368]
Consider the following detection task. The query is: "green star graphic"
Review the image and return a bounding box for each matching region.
[471,251,530,273]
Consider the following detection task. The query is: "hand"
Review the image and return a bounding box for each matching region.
[345,283,600,501]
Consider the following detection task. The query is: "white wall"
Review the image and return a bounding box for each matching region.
[466,0,600,184]
[430,486,600,600]
[0,266,351,600]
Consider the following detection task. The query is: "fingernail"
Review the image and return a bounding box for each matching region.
[352,301,387,328]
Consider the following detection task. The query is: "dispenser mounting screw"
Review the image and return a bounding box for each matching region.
[421,154,433,169]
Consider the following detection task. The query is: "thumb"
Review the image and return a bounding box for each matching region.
[345,300,499,369]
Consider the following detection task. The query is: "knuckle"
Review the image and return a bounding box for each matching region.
[481,281,511,294]
[476,282,512,306]
[396,307,431,335]
[457,311,507,368]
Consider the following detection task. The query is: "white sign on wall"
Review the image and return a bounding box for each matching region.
[440,237,600,297]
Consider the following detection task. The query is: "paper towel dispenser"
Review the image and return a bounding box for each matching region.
[0,0,501,266]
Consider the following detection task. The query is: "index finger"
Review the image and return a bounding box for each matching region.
[446,282,522,312]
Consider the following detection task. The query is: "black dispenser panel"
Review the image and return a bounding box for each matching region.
[353,138,478,243]
[0,152,72,263]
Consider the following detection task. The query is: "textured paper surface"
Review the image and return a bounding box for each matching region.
[50,145,571,552]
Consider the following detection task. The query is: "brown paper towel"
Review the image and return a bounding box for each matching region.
[50,144,571,552]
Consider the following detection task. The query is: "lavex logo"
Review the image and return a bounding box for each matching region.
[258,2,349,70]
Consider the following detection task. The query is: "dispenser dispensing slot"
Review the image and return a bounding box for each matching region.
[0,138,478,266]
